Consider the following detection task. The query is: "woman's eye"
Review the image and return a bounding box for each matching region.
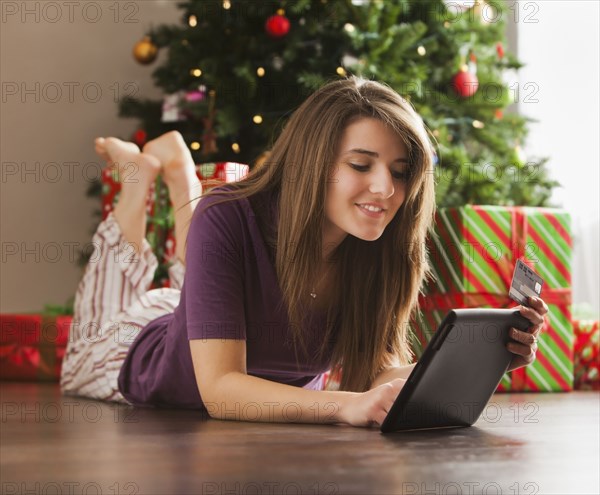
[349,163,369,172]
[350,162,409,181]
[392,171,409,181]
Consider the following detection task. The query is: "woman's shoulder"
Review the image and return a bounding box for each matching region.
[195,184,252,220]
[199,184,278,220]
[190,185,277,245]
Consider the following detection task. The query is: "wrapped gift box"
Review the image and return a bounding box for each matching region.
[102,161,249,286]
[573,319,599,390]
[415,206,573,392]
[101,167,156,220]
[0,314,72,381]
[101,162,249,220]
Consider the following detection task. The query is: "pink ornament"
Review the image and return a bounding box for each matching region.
[185,90,206,102]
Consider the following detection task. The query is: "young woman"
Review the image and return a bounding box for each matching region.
[60,77,548,427]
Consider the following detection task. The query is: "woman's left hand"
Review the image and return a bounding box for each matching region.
[507,296,549,372]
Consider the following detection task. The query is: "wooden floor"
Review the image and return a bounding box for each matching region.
[1,383,598,495]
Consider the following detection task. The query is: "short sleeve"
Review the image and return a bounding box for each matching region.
[184,194,247,341]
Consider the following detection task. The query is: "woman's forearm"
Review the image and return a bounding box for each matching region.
[204,371,358,424]
[369,363,416,389]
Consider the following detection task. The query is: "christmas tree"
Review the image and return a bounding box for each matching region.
[121,0,558,208]
[81,0,560,285]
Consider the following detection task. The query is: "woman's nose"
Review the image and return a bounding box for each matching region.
[368,167,395,198]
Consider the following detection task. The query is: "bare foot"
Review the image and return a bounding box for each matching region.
[142,131,202,205]
[95,137,161,188]
[95,137,162,255]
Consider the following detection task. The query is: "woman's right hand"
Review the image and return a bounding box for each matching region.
[338,378,406,427]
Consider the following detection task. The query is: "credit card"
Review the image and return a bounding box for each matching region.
[509,259,544,307]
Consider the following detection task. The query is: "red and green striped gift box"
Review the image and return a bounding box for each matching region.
[415,205,573,392]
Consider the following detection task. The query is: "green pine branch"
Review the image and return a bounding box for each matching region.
[115,0,556,208]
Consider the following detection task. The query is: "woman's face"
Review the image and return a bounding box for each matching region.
[323,117,409,253]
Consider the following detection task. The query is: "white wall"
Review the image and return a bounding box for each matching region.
[514,0,600,315]
[1,0,180,312]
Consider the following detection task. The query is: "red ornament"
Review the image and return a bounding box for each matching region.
[496,42,505,59]
[494,109,504,119]
[132,129,147,147]
[453,69,479,98]
[265,14,290,38]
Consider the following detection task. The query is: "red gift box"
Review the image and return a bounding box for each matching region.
[101,162,249,221]
[0,314,72,381]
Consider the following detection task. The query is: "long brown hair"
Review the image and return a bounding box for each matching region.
[193,76,436,392]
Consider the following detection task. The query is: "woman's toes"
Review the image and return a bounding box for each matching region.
[94,138,111,162]
[104,137,140,156]
[100,137,160,184]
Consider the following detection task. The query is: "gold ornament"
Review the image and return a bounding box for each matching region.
[471,0,494,25]
[133,36,158,65]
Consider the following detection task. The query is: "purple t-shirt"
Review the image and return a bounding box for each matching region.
[118,186,336,408]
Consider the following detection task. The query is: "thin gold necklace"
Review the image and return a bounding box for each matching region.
[310,265,331,299]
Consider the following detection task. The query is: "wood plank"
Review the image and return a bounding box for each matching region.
[1,383,598,494]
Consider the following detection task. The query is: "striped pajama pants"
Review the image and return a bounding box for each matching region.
[59,212,184,404]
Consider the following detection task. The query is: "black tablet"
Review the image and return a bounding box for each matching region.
[380,308,531,433]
